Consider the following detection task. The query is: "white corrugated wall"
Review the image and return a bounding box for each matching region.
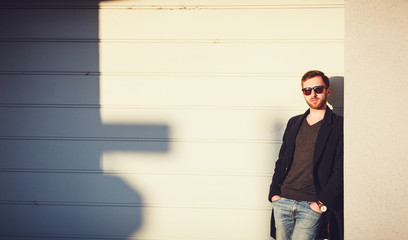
[0,1,344,239]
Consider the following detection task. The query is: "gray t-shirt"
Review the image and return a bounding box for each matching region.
[280,118,322,202]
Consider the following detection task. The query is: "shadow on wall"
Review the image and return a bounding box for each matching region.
[329,76,344,116]
[0,1,169,238]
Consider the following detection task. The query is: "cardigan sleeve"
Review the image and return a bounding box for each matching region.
[268,117,294,202]
[318,119,344,211]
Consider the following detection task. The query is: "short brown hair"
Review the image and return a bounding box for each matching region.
[301,70,330,88]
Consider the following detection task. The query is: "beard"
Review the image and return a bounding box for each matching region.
[306,96,327,109]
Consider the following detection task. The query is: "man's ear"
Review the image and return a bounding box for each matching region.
[327,87,332,97]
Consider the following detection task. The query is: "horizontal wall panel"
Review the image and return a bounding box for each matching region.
[101,141,280,175]
[0,42,343,73]
[0,75,100,105]
[99,75,304,107]
[0,9,98,39]
[0,204,142,238]
[0,107,169,139]
[99,0,344,7]
[0,74,343,109]
[1,140,280,174]
[99,75,344,107]
[0,107,301,140]
[99,8,343,40]
[0,204,271,240]
[0,172,270,207]
[1,7,343,40]
[0,0,102,8]
[99,42,344,74]
[0,0,343,8]
[0,172,142,204]
[0,42,99,72]
[0,74,309,107]
[133,206,272,240]
[114,173,272,208]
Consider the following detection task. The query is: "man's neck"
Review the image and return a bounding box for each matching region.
[307,107,326,125]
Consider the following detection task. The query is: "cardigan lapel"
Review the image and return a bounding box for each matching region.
[313,107,334,166]
[286,109,310,164]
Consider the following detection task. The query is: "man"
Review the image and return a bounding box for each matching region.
[268,70,343,240]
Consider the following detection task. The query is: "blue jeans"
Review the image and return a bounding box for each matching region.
[273,197,322,240]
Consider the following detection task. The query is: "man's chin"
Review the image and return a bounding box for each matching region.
[307,102,326,110]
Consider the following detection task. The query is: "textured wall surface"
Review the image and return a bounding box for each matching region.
[345,0,408,239]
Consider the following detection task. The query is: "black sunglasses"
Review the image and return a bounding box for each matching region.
[302,85,327,96]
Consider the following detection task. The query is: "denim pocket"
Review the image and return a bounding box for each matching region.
[307,203,322,215]
[272,197,284,203]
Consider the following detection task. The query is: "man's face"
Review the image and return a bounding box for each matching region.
[301,76,331,110]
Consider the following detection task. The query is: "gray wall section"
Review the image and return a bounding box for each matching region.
[345,0,408,239]
[0,1,168,239]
